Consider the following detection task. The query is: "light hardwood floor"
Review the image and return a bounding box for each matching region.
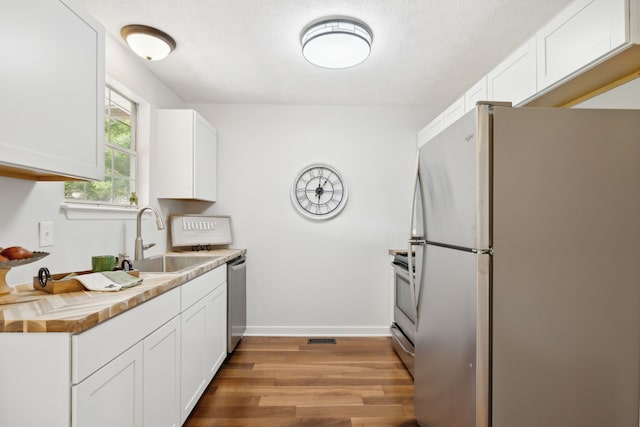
[184,336,417,427]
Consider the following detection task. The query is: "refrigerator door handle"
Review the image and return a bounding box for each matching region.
[408,153,421,243]
[408,153,425,325]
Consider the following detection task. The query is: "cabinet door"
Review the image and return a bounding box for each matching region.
[536,0,626,91]
[0,334,70,427]
[0,0,104,181]
[193,113,218,202]
[442,96,466,129]
[464,77,488,112]
[205,283,227,382]
[418,96,465,148]
[156,109,218,202]
[418,113,445,148]
[180,293,209,423]
[487,36,537,106]
[72,342,143,427]
[144,316,181,427]
[181,283,227,423]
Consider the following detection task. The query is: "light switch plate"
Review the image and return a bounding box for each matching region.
[39,221,54,247]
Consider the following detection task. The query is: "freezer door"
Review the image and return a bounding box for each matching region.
[414,244,490,427]
[418,107,489,250]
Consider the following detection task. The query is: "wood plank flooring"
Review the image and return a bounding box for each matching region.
[184,336,417,427]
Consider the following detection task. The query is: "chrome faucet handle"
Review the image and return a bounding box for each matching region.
[143,242,156,250]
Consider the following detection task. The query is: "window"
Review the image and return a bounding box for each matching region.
[65,87,137,206]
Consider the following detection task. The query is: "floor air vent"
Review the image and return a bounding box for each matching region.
[307,338,336,344]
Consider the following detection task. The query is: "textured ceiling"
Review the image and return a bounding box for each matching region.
[80,0,574,113]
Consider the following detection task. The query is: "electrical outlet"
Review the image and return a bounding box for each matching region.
[39,221,54,247]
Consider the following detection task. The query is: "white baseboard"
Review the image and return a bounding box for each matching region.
[244,325,392,337]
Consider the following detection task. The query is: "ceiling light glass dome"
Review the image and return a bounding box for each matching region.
[121,24,176,61]
[301,18,373,69]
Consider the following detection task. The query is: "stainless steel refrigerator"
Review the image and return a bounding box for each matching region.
[409,102,640,427]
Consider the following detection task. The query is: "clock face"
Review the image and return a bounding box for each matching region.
[291,163,348,220]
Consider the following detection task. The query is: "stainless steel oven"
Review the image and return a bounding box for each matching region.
[391,254,415,378]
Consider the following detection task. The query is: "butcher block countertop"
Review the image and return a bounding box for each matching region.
[0,249,245,334]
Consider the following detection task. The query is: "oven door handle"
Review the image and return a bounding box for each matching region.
[391,326,415,357]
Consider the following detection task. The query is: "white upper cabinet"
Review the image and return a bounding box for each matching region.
[487,36,537,106]
[420,0,638,139]
[464,77,488,112]
[536,0,627,91]
[442,96,466,127]
[156,109,218,202]
[418,96,465,147]
[418,113,445,148]
[0,0,105,181]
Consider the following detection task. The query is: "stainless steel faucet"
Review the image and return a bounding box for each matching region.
[134,206,166,260]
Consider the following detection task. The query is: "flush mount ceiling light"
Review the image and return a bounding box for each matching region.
[300,18,373,69]
[120,24,176,61]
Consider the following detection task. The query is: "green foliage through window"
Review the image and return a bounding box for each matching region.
[65,87,137,205]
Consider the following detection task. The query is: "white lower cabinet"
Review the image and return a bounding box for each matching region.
[144,316,181,427]
[72,343,144,427]
[0,333,71,427]
[181,295,210,419]
[205,284,228,381]
[0,264,229,426]
[181,280,227,424]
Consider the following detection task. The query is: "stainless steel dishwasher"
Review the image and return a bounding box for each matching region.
[227,256,246,353]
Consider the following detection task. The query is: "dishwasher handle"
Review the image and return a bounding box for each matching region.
[230,256,246,271]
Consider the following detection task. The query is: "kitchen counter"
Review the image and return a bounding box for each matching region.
[389,248,409,255]
[0,249,245,333]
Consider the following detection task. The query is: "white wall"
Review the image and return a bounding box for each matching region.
[0,34,184,285]
[186,104,429,335]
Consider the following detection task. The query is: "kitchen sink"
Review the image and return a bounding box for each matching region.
[133,255,221,274]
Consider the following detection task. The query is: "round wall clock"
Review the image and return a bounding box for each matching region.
[291,163,348,220]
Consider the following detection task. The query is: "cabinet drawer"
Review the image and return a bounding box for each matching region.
[181,264,226,311]
[72,287,180,383]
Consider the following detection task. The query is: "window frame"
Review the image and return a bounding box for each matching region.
[62,76,152,221]
[64,86,138,207]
